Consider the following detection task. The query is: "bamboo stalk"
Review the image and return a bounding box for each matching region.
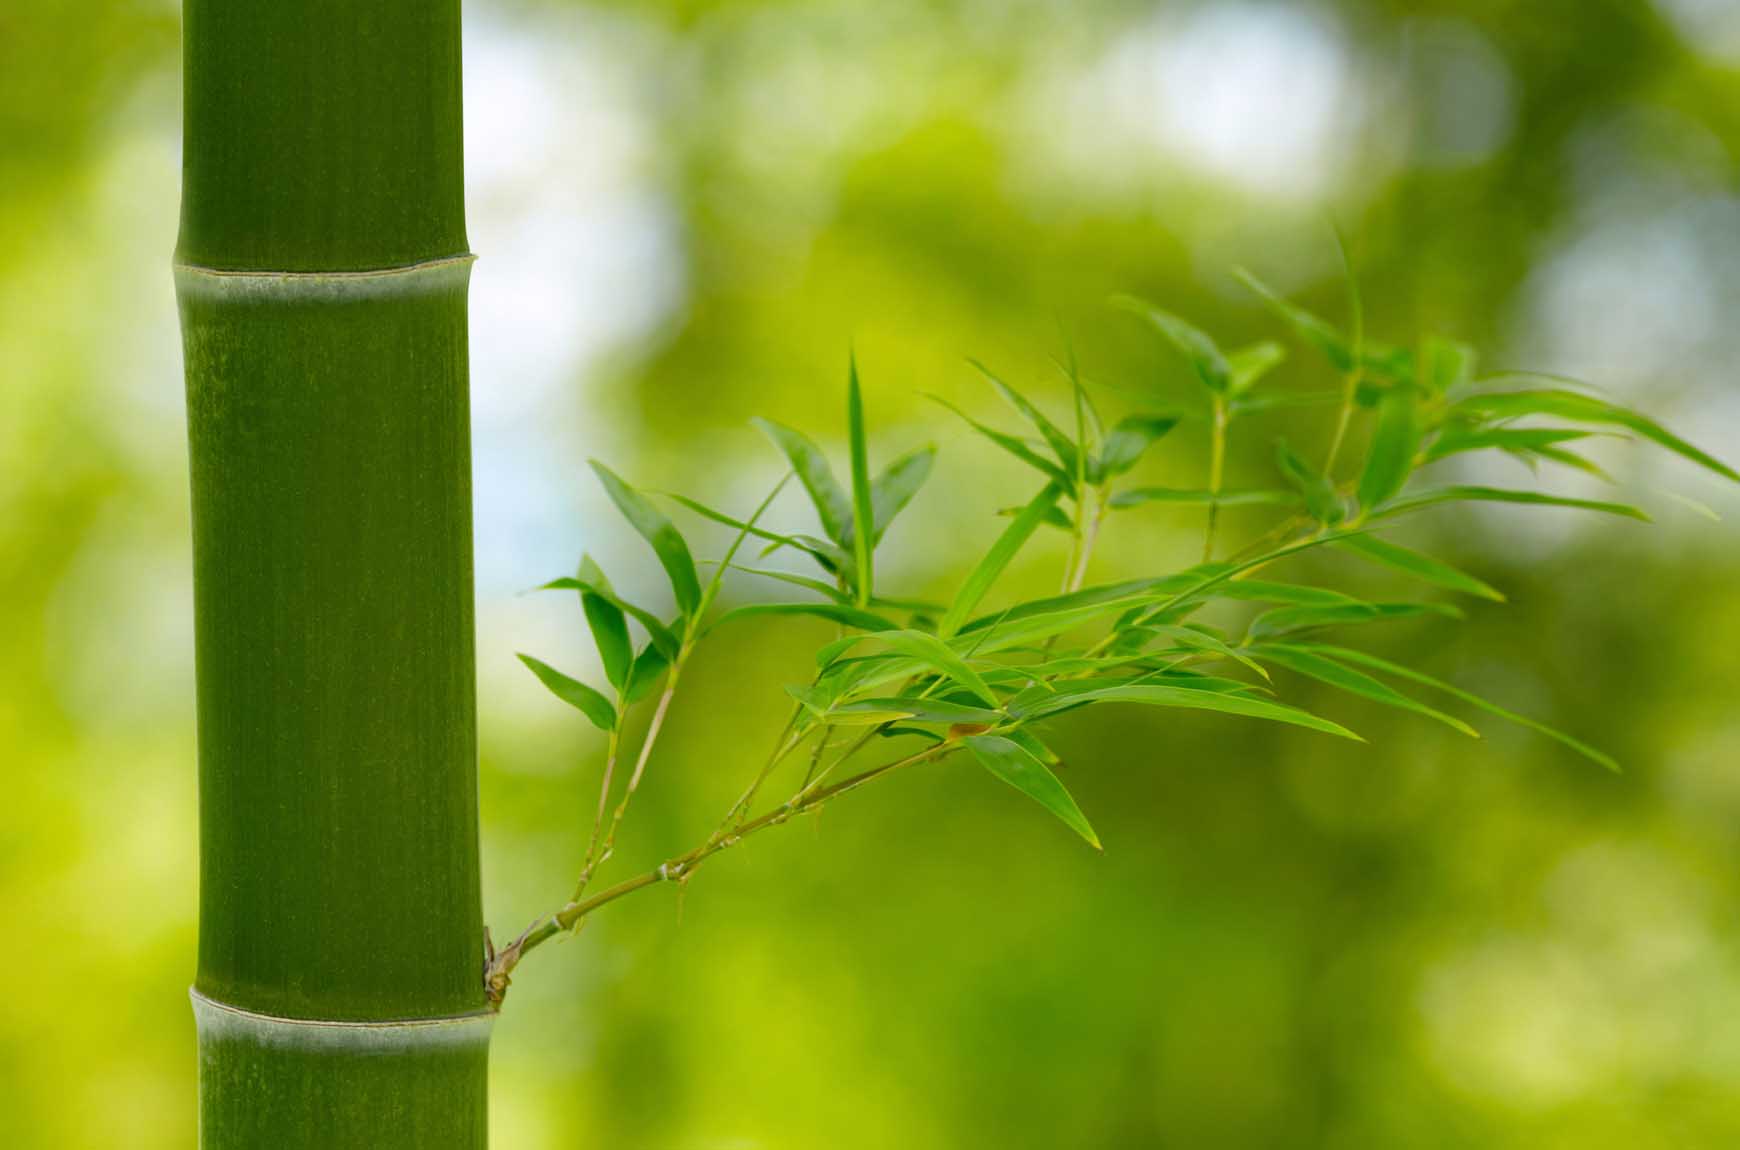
[178,2,488,1144]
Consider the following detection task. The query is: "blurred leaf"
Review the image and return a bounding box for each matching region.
[965,734,1101,849]
[847,357,875,604]
[927,393,1075,492]
[1111,296,1230,394]
[1316,645,1619,771]
[518,654,616,732]
[1357,384,1421,512]
[1249,643,1478,737]
[838,697,1002,725]
[1372,486,1650,522]
[1421,337,1477,394]
[970,360,1081,474]
[1425,425,1601,463]
[1234,269,1354,373]
[939,484,1063,637]
[708,601,899,634]
[1095,414,1180,480]
[591,461,702,619]
[1226,341,1287,397]
[870,445,936,542]
[753,417,853,546]
[1112,487,1297,509]
[1249,601,1460,641]
[1333,535,1505,602]
[1453,382,1738,482]
[1276,440,1344,524]
[1018,682,1361,740]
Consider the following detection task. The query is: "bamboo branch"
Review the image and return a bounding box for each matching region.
[486,741,956,1005]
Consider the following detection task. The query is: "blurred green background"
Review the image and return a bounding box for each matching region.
[7,0,1740,1145]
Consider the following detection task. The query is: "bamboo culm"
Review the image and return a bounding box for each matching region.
[178,2,489,1145]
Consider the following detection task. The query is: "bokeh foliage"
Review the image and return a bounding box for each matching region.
[5,0,1740,1146]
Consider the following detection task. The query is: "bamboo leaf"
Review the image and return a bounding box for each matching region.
[870,445,936,542]
[877,630,1000,707]
[926,393,1075,491]
[1421,337,1477,394]
[1249,643,1478,737]
[938,484,1064,637]
[1111,296,1230,394]
[847,358,875,603]
[1312,645,1620,771]
[752,417,854,545]
[1249,601,1459,641]
[1370,486,1651,523]
[966,734,1101,849]
[518,654,616,731]
[970,360,1081,473]
[1233,269,1354,373]
[708,601,899,634]
[1357,384,1421,512]
[581,590,631,692]
[1227,341,1287,397]
[1452,382,1739,482]
[1333,535,1505,602]
[838,697,1003,726]
[1111,487,1297,509]
[666,492,850,576]
[1095,414,1181,479]
[1425,426,1602,464]
[1018,683,1361,740]
[539,578,680,660]
[590,461,702,618]
[1276,440,1344,524]
[624,643,669,704]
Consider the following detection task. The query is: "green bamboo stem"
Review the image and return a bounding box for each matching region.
[178,2,487,1145]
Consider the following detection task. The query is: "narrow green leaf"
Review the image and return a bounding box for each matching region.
[665,492,849,576]
[838,697,1002,726]
[966,734,1101,849]
[1453,382,1739,482]
[752,417,854,545]
[1313,645,1620,771]
[708,601,899,634]
[1111,296,1230,394]
[1421,337,1477,394]
[1371,486,1651,523]
[1095,414,1181,479]
[870,445,936,542]
[539,578,680,661]
[518,654,616,732]
[878,630,999,707]
[1276,440,1343,524]
[1357,384,1421,512]
[590,461,702,618]
[624,643,669,704]
[1019,683,1361,740]
[1227,341,1287,397]
[938,484,1064,637]
[1002,727,1060,764]
[1249,601,1459,641]
[926,394,1075,491]
[1333,535,1505,602]
[847,358,875,605]
[710,562,853,604]
[581,591,631,691]
[1425,425,1602,464]
[1112,487,1298,509]
[1250,643,1478,737]
[970,360,1081,473]
[1233,269,1354,373]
